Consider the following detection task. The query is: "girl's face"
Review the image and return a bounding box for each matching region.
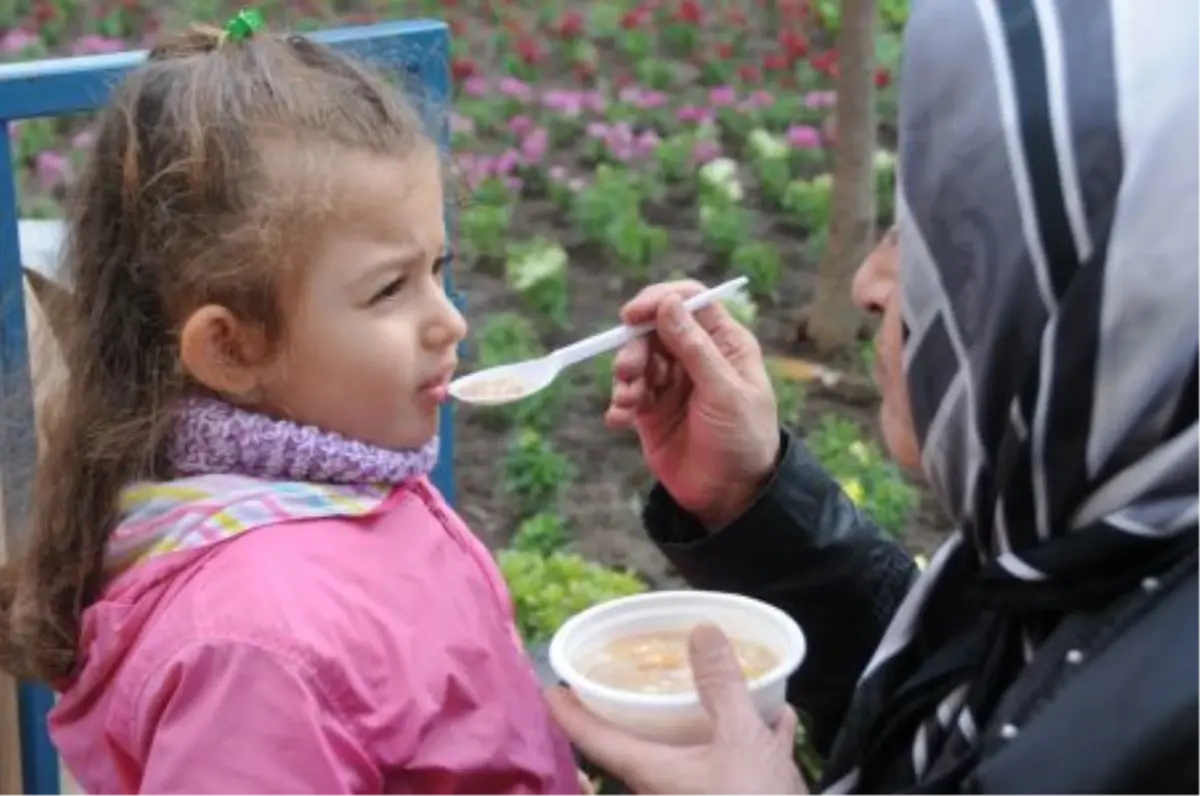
[851,228,921,471]
[260,146,466,450]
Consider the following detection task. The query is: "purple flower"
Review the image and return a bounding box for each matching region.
[677,105,715,125]
[802,90,837,109]
[463,76,488,98]
[708,86,737,107]
[505,176,524,194]
[520,127,549,164]
[507,115,535,137]
[497,77,534,102]
[0,29,40,56]
[586,121,610,139]
[542,90,582,115]
[786,124,822,149]
[581,91,607,113]
[71,128,97,151]
[35,151,70,188]
[691,139,722,166]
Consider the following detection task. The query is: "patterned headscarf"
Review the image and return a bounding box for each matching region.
[823,0,1198,791]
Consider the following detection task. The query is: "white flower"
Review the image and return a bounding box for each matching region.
[748,129,788,161]
[699,157,744,202]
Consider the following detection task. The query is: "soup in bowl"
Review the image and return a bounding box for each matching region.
[548,590,806,744]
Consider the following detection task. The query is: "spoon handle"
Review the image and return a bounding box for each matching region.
[554,276,750,368]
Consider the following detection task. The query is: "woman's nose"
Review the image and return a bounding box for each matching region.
[852,232,898,315]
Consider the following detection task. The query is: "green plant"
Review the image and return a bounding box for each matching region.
[505,238,570,328]
[502,429,576,516]
[767,362,806,429]
[782,174,833,232]
[605,212,670,279]
[572,165,643,243]
[874,149,897,223]
[498,549,646,642]
[699,200,751,261]
[510,512,570,556]
[698,157,744,205]
[731,241,783,299]
[460,203,511,263]
[748,129,792,208]
[474,314,570,431]
[806,415,920,538]
[725,292,760,329]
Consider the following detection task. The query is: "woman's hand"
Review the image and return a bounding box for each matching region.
[607,281,780,529]
[545,625,808,795]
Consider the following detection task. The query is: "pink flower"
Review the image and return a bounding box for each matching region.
[586,121,609,139]
[567,177,586,192]
[635,131,661,156]
[618,86,668,110]
[0,29,39,56]
[497,77,534,102]
[707,86,738,107]
[802,90,837,108]
[494,149,522,175]
[677,105,715,125]
[786,124,822,149]
[70,35,125,56]
[505,176,524,194]
[741,90,775,111]
[34,151,70,188]
[463,76,488,97]
[520,127,549,164]
[549,165,568,182]
[70,128,97,151]
[691,140,721,165]
[507,115,535,137]
[542,90,582,115]
[581,91,607,113]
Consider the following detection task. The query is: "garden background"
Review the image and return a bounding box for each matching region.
[4,0,944,663]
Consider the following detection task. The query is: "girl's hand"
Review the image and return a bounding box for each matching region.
[546,625,808,795]
[606,281,780,530]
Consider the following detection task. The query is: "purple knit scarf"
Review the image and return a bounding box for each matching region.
[168,396,439,485]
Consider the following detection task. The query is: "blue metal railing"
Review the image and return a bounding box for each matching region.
[0,20,453,794]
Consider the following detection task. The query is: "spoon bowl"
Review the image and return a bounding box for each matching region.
[447,357,559,406]
[449,276,749,408]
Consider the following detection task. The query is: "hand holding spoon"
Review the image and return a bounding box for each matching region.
[449,276,749,407]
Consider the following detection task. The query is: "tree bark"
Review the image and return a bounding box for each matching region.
[803,0,878,355]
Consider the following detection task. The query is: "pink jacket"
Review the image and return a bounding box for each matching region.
[50,479,580,794]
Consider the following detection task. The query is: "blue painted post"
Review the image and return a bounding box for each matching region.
[0,20,453,794]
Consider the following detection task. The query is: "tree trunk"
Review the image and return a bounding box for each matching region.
[803,0,878,355]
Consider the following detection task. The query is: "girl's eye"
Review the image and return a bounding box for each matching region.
[370,276,406,305]
[432,253,451,277]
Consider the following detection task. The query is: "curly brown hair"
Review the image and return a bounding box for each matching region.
[0,25,429,683]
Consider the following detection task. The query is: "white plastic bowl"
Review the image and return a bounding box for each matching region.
[548,590,806,745]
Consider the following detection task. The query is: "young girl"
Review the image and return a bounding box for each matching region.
[0,22,581,794]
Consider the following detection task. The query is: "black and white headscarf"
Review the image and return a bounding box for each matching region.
[822,0,1198,792]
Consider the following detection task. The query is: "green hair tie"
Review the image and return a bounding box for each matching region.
[224,8,265,42]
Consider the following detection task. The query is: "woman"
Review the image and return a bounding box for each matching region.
[547,0,1198,792]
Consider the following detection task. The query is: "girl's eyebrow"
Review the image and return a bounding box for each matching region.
[356,247,424,285]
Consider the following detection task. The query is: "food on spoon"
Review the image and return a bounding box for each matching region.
[456,374,529,401]
[581,629,779,695]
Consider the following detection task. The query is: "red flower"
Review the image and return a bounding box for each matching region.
[738,64,762,84]
[874,67,892,88]
[763,52,790,72]
[451,57,477,81]
[32,1,56,24]
[716,42,734,60]
[676,0,703,25]
[780,30,808,59]
[515,36,543,65]
[620,9,645,29]
[503,18,525,36]
[448,17,467,36]
[726,7,747,27]
[557,10,584,39]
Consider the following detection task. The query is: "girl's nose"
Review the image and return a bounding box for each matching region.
[423,289,468,349]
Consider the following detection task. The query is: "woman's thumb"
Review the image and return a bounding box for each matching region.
[688,624,765,736]
[655,296,736,389]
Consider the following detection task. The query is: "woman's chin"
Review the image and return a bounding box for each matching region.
[880,403,922,473]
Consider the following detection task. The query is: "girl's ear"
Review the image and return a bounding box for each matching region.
[179,304,273,400]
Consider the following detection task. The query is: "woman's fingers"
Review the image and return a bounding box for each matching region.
[620,279,708,326]
[544,686,666,789]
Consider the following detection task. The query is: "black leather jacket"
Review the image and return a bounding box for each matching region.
[643,430,1198,794]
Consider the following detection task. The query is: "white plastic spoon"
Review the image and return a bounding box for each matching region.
[449,276,750,407]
